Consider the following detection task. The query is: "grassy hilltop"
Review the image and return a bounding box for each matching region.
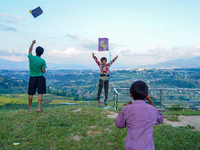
[0,94,84,109]
[1,106,200,150]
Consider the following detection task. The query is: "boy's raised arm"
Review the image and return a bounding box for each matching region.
[92,53,101,66]
[29,40,36,54]
[146,94,164,124]
[115,108,126,128]
[109,55,118,66]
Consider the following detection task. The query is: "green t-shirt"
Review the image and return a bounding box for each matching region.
[28,54,47,77]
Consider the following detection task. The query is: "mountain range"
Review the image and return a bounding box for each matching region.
[0,57,199,70]
[138,57,200,69]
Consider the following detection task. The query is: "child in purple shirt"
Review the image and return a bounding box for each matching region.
[115,81,164,150]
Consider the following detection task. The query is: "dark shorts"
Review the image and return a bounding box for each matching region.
[28,76,46,95]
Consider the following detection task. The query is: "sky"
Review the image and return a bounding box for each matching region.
[0,0,200,69]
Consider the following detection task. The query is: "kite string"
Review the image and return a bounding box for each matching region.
[34,19,36,40]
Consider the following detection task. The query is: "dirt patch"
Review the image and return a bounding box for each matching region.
[164,115,200,130]
[107,142,112,145]
[100,111,108,114]
[73,135,82,141]
[107,111,118,119]
[72,108,82,112]
[87,130,102,136]
[105,128,112,132]
[90,125,97,129]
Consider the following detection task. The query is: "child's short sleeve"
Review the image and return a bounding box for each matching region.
[28,54,33,59]
[42,60,47,69]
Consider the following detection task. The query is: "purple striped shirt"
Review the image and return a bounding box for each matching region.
[115,100,164,150]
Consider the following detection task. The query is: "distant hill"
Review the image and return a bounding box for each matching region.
[0,59,29,70]
[138,57,200,69]
[0,59,92,70]
[0,57,200,70]
[0,75,28,94]
[0,58,129,70]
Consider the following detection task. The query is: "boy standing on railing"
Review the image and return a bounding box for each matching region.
[92,53,118,106]
[115,81,163,150]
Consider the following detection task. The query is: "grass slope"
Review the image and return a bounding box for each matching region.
[0,106,200,150]
[0,94,115,111]
[0,94,81,107]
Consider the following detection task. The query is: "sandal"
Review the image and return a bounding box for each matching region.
[37,109,43,113]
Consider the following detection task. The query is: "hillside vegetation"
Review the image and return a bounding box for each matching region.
[0,76,27,94]
[1,106,200,150]
[1,68,200,100]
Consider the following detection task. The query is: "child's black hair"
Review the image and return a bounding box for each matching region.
[101,57,107,62]
[130,80,148,100]
[36,46,44,56]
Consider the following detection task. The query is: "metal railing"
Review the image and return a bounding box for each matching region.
[113,88,200,110]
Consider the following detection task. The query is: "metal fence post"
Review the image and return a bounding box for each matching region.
[116,93,118,110]
[114,90,116,110]
[114,95,116,110]
[113,88,200,110]
[160,90,162,108]
[114,88,119,110]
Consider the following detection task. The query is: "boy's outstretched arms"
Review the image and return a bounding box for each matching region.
[109,55,118,66]
[29,40,36,54]
[92,53,95,58]
[92,53,101,66]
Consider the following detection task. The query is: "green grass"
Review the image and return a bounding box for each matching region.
[164,115,179,121]
[1,106,200,150]
[0,94,80,107]
[163,110,200,116]
[179,124,196,130]
[0,94,37,106]
[0,93,115,111]
[154,125,200,150]
[0,93,84,111]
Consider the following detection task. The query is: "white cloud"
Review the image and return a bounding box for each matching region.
[0,55,26,62]
[7,48,15,54]
[66,34,79,39]
[155,41,165,49]
[65,34,96,50]
[0,24,17,32]
[0,12,24,20]
[117,48,130,55]
[47,48,84,58]
[0,48,27,62]
[115,45,200,66]
[0,48,26,55]
[79,38,96,50]
[45,47,93,64]
[0,44,200,67]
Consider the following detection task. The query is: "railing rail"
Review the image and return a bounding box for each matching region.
[113,88,200,110]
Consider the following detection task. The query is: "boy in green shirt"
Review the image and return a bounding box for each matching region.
[28,40,47,112]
